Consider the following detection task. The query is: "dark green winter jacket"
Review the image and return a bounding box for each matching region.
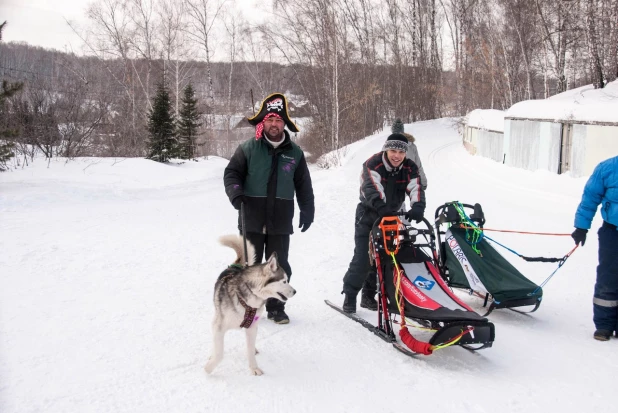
[224,131,315,234]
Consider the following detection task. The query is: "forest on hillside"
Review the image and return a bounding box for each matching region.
[1,0,616,165]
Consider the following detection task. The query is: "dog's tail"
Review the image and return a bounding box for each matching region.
[218,234,256,266]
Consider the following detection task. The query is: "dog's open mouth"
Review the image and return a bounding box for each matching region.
[277,292,288,301]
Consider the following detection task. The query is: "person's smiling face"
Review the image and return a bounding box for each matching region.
[264,117,285,141]
[386,149,406,167]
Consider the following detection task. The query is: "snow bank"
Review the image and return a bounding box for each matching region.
[1,156,228,189]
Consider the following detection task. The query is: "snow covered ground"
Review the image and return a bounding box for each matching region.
[1,118,614,413]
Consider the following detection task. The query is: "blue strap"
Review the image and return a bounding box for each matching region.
[483,235,520,256]
[483,235,567,295]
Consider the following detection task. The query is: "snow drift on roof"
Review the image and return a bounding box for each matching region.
[505,79,618,124]
[466,109,505,132]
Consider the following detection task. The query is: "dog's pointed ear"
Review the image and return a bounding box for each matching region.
[266,252,279,272]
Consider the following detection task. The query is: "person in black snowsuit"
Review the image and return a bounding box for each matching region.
[223,93,315,324]
[342,133,426,313]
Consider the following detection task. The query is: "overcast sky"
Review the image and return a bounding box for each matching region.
[1,0,268,54]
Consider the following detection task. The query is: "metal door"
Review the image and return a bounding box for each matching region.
[559,123,573,174]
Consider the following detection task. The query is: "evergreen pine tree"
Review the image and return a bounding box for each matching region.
[391,118,405,134]
[1,22,24,172]
[146,81,177,162]
[177,84,202,159]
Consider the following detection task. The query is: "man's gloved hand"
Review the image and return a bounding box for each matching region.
[405,205,425,223]
[231,195,247,211]
[571,228,588,246]
[299,221,312,232]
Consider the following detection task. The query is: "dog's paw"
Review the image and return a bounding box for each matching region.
[250,367,263,376]
[204,362,216,374]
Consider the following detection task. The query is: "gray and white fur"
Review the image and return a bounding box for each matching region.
[204,234,296,376]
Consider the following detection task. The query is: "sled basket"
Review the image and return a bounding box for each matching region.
[371,216,495,352]
[434,202,543,315]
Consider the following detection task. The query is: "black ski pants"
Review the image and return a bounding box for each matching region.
[243,232,291,312]
[342,210,378,298]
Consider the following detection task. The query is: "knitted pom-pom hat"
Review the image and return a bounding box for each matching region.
[391,118,405,134]
[382,133,409,152]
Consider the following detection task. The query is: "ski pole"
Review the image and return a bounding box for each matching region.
[241,202,249,267]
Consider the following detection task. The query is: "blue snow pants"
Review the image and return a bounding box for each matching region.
[593,221,618,332]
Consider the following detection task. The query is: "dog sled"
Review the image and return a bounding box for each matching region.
[327,215,495,356]
[434,202,543,316]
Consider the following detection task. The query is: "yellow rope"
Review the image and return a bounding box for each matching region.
[391,318,436,332]
[432,335,464,350]
[391,253,405,323]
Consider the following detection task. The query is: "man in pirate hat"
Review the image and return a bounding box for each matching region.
[223,93,315,324]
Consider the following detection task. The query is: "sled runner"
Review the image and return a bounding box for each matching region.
[434,202,543,316]
[326,215,495,356]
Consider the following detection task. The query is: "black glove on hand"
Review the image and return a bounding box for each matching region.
[405,205,425,223]
[231,195,247,211]
[299,221,312,232]
[571,228,587,246]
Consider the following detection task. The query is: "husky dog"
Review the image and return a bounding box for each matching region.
[204,234,296,376]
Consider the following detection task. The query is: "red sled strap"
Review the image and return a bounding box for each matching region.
[399,327,433,355]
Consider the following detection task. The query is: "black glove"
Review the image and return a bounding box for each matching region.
[571,228,587,246]
[405,205,425,223]
[231,195,247,211]
[299,221,312,232]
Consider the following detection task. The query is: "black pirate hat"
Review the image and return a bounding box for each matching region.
[247,93,300,133]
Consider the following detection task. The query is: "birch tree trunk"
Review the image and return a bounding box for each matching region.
[585,0,605,88]
[185,0,225,108]
[224,11,239,158]
[609,0,618,79]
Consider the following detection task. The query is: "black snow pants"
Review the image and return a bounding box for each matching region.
[243,232,291,313]
[342,204,378,297]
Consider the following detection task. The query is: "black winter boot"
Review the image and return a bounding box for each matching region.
[267,310,290,324]
[593,329,611,341]
[343,294,357,313]
[360,291,378,311]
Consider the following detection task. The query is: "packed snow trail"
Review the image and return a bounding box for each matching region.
[1,119,614,413]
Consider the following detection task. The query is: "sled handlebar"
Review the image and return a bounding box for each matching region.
[434,202,485,227]
[373,215,435,239]
[405,226,434,238]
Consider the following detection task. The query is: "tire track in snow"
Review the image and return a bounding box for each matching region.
[422,134,580,206]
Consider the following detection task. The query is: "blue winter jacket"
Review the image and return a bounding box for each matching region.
[574,156,618,229]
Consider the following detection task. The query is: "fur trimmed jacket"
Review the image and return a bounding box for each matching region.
[403,133,427,190]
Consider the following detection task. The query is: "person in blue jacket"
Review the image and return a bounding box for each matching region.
[572,155,618,341]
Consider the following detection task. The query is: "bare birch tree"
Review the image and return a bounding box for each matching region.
[184,0,225,109]
[157,0,194,115]
[585,0,605,88]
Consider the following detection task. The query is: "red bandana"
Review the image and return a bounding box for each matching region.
[255,112,283,140]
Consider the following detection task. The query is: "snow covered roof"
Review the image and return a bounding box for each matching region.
[505,80,618,125]
[466,109,505,132]
[209,114,247,130]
